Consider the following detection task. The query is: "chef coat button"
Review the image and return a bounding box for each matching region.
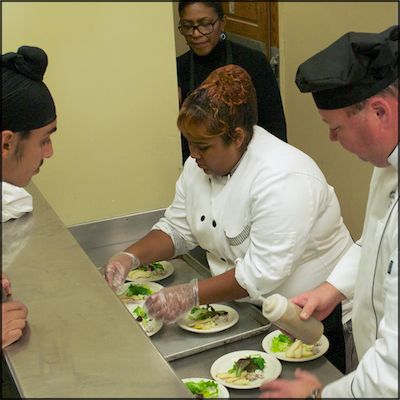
[200,215,205,222]
[212,220,217,228]
[389,190,395,199]
[221,257,226,262]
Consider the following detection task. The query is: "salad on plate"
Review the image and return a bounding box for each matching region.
[262,331,329,361]
[128,304,162,336]
[126,261,173,282]
[182,378,229,399]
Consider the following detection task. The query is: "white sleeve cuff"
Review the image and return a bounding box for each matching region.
[327,242,361,299]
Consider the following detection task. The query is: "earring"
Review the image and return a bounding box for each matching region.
[220,32,227,41]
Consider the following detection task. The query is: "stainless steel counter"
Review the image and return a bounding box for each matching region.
[68,204,345,398]
[2,183,190,398]
[2,182,345,398]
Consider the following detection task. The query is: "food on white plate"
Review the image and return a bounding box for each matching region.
[187,304,229,330]
[271,333,321,359]
[131,305,155,335]
[184,379,219,398]
[128,262,167,280]
[216,355,265,386]
[118,283,154,303]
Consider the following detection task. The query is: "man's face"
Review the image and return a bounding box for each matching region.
[179,3,225,57]
[318,102,394,167]
[2,119,57,187]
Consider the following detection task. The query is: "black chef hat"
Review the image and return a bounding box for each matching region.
[295,25,399,110]
[1,46,56,132]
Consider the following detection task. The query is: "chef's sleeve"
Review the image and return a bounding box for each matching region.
[152,170,198,257]
[327,239,362,300]
[323,249,398,398]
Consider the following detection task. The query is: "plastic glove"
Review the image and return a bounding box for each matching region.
[144,279,199,324]
[104,252,140,290]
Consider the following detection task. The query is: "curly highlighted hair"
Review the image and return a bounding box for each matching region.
[177,64,258,147]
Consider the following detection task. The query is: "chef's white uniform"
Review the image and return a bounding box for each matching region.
[324,146,398,398]
[154,126,353,305]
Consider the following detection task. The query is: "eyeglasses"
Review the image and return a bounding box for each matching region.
[178,18,220,36]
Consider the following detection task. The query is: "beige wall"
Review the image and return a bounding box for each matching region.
[3,2,181,226]
[3,2,397,237]
[278,2,397,238]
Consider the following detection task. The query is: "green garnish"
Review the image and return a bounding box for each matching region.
[228,355,265,377]
[132,306,148,322]
[271,333,294,352]
[124,284,152,297]
[189,305,228,321]
[139,262,165,272]
[185,380,219,398]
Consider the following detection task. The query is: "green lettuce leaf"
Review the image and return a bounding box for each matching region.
[271,333,294,352]
[185,380,219,398]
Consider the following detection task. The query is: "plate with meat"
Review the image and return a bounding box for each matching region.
[126,261,174,282]
[177,304,239,334]
[126,303,162,337]
[116,281,163,304]
[210,350,281,389]
[262,330,329,362]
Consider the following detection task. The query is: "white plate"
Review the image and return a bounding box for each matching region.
[182,377,229,398]
[261,330,330,362]
[126,303,162,337]
[126,261,174,282]
[116,281,163,303]
[210,350,282,390]
[177,304,239,334]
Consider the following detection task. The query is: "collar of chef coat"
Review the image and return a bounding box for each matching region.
[387,145,398,171]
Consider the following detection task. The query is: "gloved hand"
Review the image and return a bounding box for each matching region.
[144,279,199,324]
[104,252,140,290]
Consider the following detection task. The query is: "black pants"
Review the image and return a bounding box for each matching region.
[1,355,20,399]
[322,303,346,374]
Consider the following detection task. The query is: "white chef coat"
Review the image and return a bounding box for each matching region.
[324,146,398,398]
[153,126,353,304]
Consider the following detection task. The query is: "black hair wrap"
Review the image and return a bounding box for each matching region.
[2,46,56,132]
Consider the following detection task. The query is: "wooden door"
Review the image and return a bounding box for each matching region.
[222,1,279,60]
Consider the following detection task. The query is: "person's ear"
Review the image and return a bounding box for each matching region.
[1,130,15,159]
[369,98,392,128]
[232,127,246,148]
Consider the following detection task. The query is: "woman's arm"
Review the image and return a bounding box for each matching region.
[198,268,249,304]
[123,229,175,265]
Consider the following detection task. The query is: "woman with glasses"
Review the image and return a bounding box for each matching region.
[176,1,287,163]
[105,64,352,374]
